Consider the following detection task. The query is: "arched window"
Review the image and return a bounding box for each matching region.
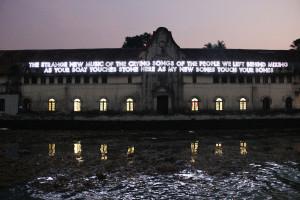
[48,98,56,112]
[74,98,81,112]
[215,98,223,111]
[191,98,199,111]
[239,98,247,111]
[262,97,271,111]
[126,98,134,112]
[99,98,108,112]
[285,97,293,110]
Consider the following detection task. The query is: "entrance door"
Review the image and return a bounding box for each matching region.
[157,95,168,114]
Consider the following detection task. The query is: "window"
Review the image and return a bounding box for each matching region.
[255,76,260,84]
[221,76,227,83]
[48,98,56,112]
[191,98,199,111]
[84,76,90,84]
[23,98,31,112]
[230,76,236,83]
[31,76,37,84]
[0,99,5,112]
[213,76,219,83]
[238,76,244,84]
[74,98,81,112]
[41,77,46,84]
[66,77,72,84]
[92,76,99,84]
[126,98,134,112]
[99,98,108,112]
[246,76,252,84]
[49,77,54,84]
[287,75,292,83]
[192,74,197,84]
[102,75,107,84]
[58,77,63,84]
[128,75,132,84]
[263,76,268,84]
[215,98,223,111]
[239,98,247,111]
[279,75,284,83]
[75,76,81,84]
[271,76,276,83]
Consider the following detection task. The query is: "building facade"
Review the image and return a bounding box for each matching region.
[0,27,300,115]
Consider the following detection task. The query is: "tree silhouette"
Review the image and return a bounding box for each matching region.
[204,40,226,49]
[290,38,300,51]
[122,32,151,48]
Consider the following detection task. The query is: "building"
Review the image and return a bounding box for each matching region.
[0,27,300,115]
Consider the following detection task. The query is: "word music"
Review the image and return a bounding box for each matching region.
[28,60,289,74]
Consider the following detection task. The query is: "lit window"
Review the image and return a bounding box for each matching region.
[126,98,134,112]
[191,98,199,111]
[216,98,223,111]
[74,142,83,162]
[48,98,56,112]
[127,146,135,156]
[100,144,108,160]
[74,98,81,112]
[48,144,55,157]
[239,98,247,111]
[191,141,199,163]
[240,141,247,155]
[215,143,223,155]
[99,98,108,112]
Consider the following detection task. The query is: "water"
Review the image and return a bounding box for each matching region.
[0,130,299,199]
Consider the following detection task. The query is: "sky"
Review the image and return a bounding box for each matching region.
[0,0,299,50]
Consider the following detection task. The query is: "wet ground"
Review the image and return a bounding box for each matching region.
[0,129,299,199]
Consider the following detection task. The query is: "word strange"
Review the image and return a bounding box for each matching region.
[28,60,289,74]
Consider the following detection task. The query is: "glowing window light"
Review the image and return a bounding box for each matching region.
[48,98,56,112]
[99,98,108,112]
[191,141,199,154]
[48,144,55,157]
[240,141,247,155]
[215,142,223,155]
[126,98,134,112]
[191,98,199,111]
[74,98,81,112]
[74,142,82,155]
[216,98,223,111]
[240,98,247,111]
[127,146,135,156]
[100,144,108,160]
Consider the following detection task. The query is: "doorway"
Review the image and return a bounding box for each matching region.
[157,95,168,114]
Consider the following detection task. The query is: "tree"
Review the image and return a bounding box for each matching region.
[204,40,226,49]
[290,38,300,51]
[122,32,151,48]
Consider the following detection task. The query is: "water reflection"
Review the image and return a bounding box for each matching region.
[100,144,108,160]
[240,141,247,155]
[215,143,223,156]
[48,144,55,157]
[74,142,83,162]
[191,141,199,163]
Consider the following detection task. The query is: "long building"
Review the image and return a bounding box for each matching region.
[0,27,300,115]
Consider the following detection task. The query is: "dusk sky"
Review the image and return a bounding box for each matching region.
[0,0,299,50]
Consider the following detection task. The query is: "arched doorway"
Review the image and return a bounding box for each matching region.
[157,95,169,114]
[285,97,293,110]
[262,97,271,111]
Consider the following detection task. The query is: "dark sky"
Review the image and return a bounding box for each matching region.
[0,0,299,50]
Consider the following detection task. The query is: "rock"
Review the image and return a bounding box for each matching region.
[96,172,106,180]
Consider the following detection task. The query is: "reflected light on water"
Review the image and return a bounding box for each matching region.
[215,143,223,156]
[240,141,247,155]
[191,141,199,163]
[48,144,55,157]
[100,144,108,160]
[74,142,83,162]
